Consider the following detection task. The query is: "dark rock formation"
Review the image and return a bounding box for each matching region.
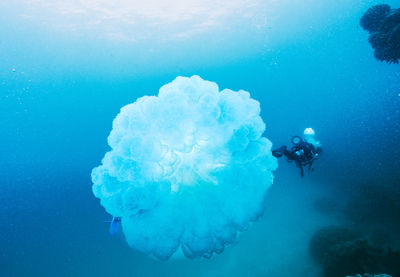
[309,226,400,277]
[347,274,392,277]
[361,5,400,63]
[360,4,391,33]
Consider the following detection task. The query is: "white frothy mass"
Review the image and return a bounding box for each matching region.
[91,75,277,260]
[304,128,321,147]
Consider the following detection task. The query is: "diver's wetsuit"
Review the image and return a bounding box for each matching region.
[272,138,321,177]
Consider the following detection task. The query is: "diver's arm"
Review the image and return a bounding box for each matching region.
[272,145,287,158]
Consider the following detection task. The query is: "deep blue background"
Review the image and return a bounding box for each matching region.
[1,1,399,276]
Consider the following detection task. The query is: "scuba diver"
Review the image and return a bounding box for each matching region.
[272,128,322,177]
[360,4,400,63]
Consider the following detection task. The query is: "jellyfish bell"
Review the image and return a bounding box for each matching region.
[92,75,278,260]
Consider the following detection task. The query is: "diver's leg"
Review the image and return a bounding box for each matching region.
[308,161,313,171]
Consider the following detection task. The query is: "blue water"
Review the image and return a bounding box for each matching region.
[1,0,399,276]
